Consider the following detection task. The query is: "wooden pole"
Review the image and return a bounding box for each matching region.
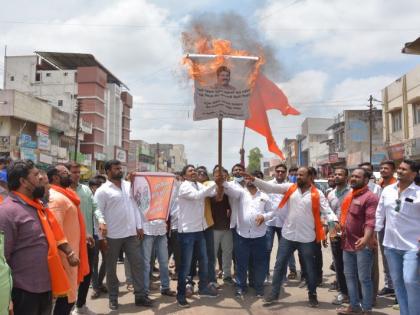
[218,116,223,169]
[240,123,246,166]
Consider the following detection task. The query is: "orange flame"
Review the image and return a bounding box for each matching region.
[182,32,265,87]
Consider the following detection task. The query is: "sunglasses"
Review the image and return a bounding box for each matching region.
[394,199,401,212]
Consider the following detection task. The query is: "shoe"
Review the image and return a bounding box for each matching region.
[256,291,264,298]
[109,300,118,311]
[135,296,153,307]
[287,271,297,280]
[198,288,219,298]
[308,293,319,308]
[392,304,399,311]
[235,288,245,298]
[377,287,395,297]
[90,290,100,299]
[336,306,363,314]
[185,283,194,298]
[209,282,220,290]
[332,293,349,305]
[263,293,279,306]
[71,305,97,315]
[161,289,176,297]
[177,299,190,308]
[223,277,235,285]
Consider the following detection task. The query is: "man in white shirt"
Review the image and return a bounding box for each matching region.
[223,174,273,297]
[94,160,151,311]
[375,159,420,315]
[176,165,218,308]
[244,167,338,308]
[265,164,297,282]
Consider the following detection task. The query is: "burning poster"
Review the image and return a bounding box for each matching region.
[132,172,176,221]
[186,54,259,121]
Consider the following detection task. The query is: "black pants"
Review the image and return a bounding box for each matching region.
[168,229,181,273]
[331,237,348,295]
[12,288,52,315]
[315,242,323,283]
[76,243,95,307]
[53,297,74,315]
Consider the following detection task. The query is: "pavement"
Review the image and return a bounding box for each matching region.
[86,239,399,315]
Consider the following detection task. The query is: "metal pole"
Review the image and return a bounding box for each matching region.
[73,100,81,162]
[368,95,373,164]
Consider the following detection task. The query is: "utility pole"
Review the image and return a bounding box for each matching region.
[155,142,160,171]
[73,100,81,162]
[368,95,374,164]
[3,45,7,89]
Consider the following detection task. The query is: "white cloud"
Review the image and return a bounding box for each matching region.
[257,0,420,67]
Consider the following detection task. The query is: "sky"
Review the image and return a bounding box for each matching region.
[0,0,419,170]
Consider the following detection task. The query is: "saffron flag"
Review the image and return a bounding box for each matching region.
[245,74,300,159]
[132,172,176,221]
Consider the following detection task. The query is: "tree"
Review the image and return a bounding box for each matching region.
[247,147,263,173]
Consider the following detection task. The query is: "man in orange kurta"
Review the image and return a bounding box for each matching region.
[47,164,89,315]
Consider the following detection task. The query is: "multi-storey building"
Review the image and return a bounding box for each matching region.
[382,64,420,163]
[4,52,132,171]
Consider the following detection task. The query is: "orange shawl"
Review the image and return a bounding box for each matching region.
[50,185,89,283]
[278,184,325,242]
[378,177,397,188]
[13,191,71,297]
[340,186,368,228]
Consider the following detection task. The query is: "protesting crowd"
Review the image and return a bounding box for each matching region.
[0,158,419,315]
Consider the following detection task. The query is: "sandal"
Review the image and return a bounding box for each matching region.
[126,284,134,291]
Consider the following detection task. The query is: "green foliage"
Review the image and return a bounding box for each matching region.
[247,147,263,173]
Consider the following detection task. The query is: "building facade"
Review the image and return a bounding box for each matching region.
[4,52,132,171]
[382,64,420,163]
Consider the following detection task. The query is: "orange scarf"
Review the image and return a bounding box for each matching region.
[51,185,89,284]
[13,191,70,297]
[278,184,325,242]
[340,186,368,227]
[378,177,397,188]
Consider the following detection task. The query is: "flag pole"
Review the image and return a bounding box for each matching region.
[240,122,246,167]
[218,115,223,170]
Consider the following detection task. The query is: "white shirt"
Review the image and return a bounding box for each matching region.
[225,180,245,229]
[169,182,180,231]
[375,182,420,251]
[223,183,273,238]
[94,180,143,239]
[368,181,382,198]
[265,179,289,228]
[253,178,337,243]
[177,180,216,233]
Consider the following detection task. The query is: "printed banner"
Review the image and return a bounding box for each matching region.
[188,55,258,121]
[132,172,176,221]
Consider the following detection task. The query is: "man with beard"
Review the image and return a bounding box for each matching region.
[243,167,339,308]
[375,159,420,315]
[336,168,378,315]
[94,160,150,311]
[376,160,397,298]
[0,160,78,315]
[327,167,351,306]
[48,164,89,315]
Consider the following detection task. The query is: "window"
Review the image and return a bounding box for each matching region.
[10,76,14,81]
[35,72,41,81]
[391,110,402,132]
[46,73,51,77]
[58,100,63,107]
[413,104,420,125]
[64,72,68,76]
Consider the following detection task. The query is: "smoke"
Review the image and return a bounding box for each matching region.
[182,12,283,80]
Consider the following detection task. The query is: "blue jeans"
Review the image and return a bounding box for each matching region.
[177,232,208,301]
[188,227,216,284]
[384,247,420,315]
[235,234,267,295]
[265,226,296,277]
[141,234,170,293]
[343,248,374,311]
[271,237,318,296]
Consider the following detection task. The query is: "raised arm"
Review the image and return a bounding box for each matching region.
[253,178,292,194]
[178,182,216,200]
